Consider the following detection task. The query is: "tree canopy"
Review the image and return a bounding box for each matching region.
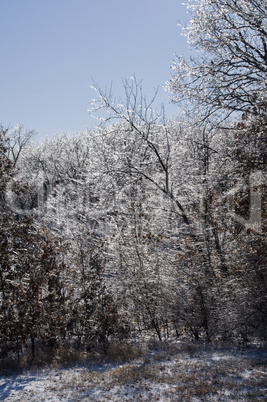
[167,0,267,122]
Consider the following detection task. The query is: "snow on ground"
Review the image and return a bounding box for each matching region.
[0,345,266,401]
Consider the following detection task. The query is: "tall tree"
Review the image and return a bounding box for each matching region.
[0,127,66,358]
[167,0,267,122]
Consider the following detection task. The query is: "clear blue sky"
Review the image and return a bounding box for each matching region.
[0,0,190,141]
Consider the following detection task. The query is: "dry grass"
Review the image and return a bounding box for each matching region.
[1,341,266,401]
[57,343,267,400]
[105,341,142,363]
[0,340,142,375]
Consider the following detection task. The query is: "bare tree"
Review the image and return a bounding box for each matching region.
[1,125,36,167]
[167,0,267,123]
[90,77,192,227]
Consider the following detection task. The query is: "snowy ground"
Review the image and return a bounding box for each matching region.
[0,343,266,401]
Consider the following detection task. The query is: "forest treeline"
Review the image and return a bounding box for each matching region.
[1,0,266,360]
